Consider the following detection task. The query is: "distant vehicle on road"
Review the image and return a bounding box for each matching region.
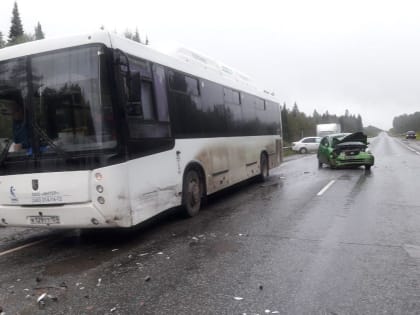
[292,137,321,154]
[316,123,341,137]
[0,32,283,228]
[406,131,416,139]
[317,132,374,170]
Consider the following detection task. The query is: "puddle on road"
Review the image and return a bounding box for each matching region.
[44,255,101,276]
[338,174,352,181]
[403,244,420,259]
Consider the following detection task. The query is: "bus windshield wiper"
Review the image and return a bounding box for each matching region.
[31,122,71,160]
[0,138,12,165]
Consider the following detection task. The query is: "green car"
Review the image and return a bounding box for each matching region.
[317,132,374,170]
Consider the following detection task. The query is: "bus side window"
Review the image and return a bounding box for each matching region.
[124,57,171,140]
[152,64,170,122]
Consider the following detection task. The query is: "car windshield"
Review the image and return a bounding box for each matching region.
[0,45,116,158]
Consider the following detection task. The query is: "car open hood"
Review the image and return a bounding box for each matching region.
[339,132,367,144]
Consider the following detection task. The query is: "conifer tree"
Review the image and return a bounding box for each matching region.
[0,32,5,48]
[34,22,45,40]
[8,1,24,44]
[133,28,140,43]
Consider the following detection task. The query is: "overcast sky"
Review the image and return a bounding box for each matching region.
[1,0,419,130]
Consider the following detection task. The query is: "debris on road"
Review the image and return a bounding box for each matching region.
[139,252,149,257]
[259,284,264,290]
[37,293,47,303]
[59,281,67,288]
[110,306,117,312]
[35,276,42,283]
[157,252,164,255]
[265,310,271,314]
[144,275,151,282]
[111,249,119,252]
[97,278,102,287]
[233,296,244,301]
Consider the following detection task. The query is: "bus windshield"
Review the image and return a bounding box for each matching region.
[0,45,116,158]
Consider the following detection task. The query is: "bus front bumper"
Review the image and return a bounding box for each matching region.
[0,202,131,228]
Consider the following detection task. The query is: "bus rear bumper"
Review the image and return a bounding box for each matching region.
[0,203,131,228]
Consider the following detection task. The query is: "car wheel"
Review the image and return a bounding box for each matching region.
[259,153,269,182]
[365,165,371,171]
[182,169,202,217]
[299,147,308,154]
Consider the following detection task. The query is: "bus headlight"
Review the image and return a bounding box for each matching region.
[97,196,105,204]
[96,185,104,193]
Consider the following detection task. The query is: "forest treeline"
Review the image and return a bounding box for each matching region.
[392,112,420,134]
[281,103,367,144]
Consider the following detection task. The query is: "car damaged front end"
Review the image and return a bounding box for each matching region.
[330,141,374,168]
[318,132,375,170]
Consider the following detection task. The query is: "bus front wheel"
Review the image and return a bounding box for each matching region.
[182,169,202,217]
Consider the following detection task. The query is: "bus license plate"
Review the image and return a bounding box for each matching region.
[27,215,60,225]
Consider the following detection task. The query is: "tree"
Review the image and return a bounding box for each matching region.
[8,1,24,44]
[0,32,5,48]
[133,28,140,43]
[34,22,45,40]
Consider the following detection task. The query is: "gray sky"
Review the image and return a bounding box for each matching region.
[1,0,419,130]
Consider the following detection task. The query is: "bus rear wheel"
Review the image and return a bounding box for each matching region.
[182,169,202,217]
[259,153,269,182]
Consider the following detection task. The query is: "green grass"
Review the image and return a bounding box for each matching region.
[282,147,296,157]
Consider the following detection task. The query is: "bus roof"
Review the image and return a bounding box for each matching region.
[0,31,279,103]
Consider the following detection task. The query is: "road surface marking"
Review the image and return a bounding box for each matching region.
[0,238,48,257]
[398,139,420,155]
[317,180,336,196]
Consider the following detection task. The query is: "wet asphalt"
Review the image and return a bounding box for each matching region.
[0,132,420,314]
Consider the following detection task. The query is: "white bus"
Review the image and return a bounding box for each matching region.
[0,32,282,228]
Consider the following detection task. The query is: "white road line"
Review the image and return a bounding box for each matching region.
[317,180,336,196]
[398,139,420,155]
[0,238,48,257]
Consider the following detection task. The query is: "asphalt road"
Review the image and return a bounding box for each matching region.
[1,132,420,315]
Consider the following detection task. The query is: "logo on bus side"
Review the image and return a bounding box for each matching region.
[32,179,39,191]
[10,186,18,203]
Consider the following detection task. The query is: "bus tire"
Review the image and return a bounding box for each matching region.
[259,153,269,182]
[182,168,203,217]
